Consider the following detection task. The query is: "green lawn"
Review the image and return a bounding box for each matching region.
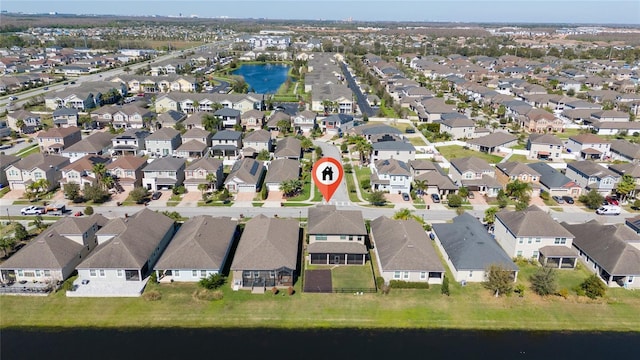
[507,154,536,163]
[331,264,376,290]
[16,144,40,158]
[436,145,503,164]
[408,136,427,146]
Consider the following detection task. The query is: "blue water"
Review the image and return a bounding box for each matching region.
[232,63,291,94]
[2,328,639,360]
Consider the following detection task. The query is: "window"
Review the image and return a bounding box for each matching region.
[17,270,24,277]
[349,235,353,241]
[192,270,198,277]
[518,238,524,244]
[90,269,97,277]
[35,270,41,277]
[517,251,523,257]
[340,235,346,240]
[420,272,427,280]
[403,272,409,279]
[254,272,260,278]
[315,235,327,241]
[117,270,123,277]
[394,271,401,279]
[536,238,541,243]
[527,238,532,244]
[628,276,634,284]
[201,270,207,277]
[554,237,567,245]
[175,270,180,277]
[469,271,473,277]
[99,269,105,277]
[44,270,51,277]
[270,271,275,278]
[533,251,539,259]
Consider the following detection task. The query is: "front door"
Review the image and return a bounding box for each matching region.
[332,255,340,264]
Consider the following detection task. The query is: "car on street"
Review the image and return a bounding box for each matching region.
[562,196,574,204]
[402,193,410,201]
[151,191,162,200]
[431,193,440,203]
[552,196,565,204]
[9,96,18,101]
[596,205,621,215]
[20,205,45,215]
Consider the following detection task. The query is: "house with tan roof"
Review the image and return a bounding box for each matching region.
[526,133,564,161]
[274,136,302,160]
[36,126,82,154]
[240,109,265,130]
[371,158,412,194]
[242,129,273,157]
[264,158,300,192]
[449,156,501,197]
[224,158,265,193]
[230,215,300,291]
[60,131,114,163]
[307,205,368,265]
[439,117,476,139]
[155,216,238,283]
[370,216,445,285]
[466,132,517,154]
[523,108,563,133]
[175,128,211,160]
[106,156,147,190]
[5,153,69,191]
[495,161,541,192]
[184,157,224,192]
[60,154,111,192]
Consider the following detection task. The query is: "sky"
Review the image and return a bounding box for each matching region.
[2,0,639,25]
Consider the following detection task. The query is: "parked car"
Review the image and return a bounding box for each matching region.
[467,192,475,199]
[405,127,416,133]
[402,193,410,201]
[20,205,45,215]
[151,191,162,200]
[562,196,574,204]
[552,196,565,204]
[596,205,621,215]
[431,193,440,203]
[605,195,619,206]
[8,96,18,101]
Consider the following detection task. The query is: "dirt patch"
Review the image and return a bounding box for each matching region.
[304,270,333,293]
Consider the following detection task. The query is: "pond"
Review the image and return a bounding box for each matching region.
[232,63,291,94]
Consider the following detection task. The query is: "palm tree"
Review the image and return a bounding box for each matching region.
[198,183,209,201]
[206,173,217,191]
[203,114,221,133]
[506,179,532,201]
[15,119,25,133]
[102,175,115,190]
[413,179,428,196]
[392,208,417,220]
[353,139,373,165]
[92,163,107,189]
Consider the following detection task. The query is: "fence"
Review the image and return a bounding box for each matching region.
[304,287,377,294]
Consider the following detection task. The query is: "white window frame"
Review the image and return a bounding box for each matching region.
[90,269,97,277]
[393,271,401,279]
[420,272,427,280]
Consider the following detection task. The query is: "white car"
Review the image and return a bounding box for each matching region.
[596,205,621,215]
[20,205,45,215]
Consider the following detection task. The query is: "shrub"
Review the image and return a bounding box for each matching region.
[143,290,162,301]
[530,267,557,296]
[376,277,385,289]
[172,185,186,195]
[271,287,279,295]
[557,288,569,299]
[381,284,391,295]
[148,271,158,284]
[84,206,94,215]
[580,274,606,299]
[447,193,462,207]
[287,286,295,296]
[441,276,450,296]
[514,284,525,297]
[194,289,224,301]
[389,280,430,289]
[60,278,75,292]
[199,274,226,290]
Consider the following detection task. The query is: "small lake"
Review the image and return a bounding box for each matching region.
[3,328,639,360]
[232,63,291,94]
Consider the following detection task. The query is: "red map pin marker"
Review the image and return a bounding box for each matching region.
[312,157,344,202]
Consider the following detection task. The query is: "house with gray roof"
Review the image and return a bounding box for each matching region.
[52,107,79,128]
[211,130,242,158]
[449,156,501,197]
[320,113,355,135]
[155,216,238,283]
[214,107,241,128]
[0,154,20,187]
[371,158,412,194]
[184,157,224,192]
[370,137,416,164]
[230,215,300,291]
[562,220,640,289]
[307,205,368,265]
[72,209,176,297]
[0,215,107,290]
[175,128,211,160]
[60,131,114,163]
[145,127,182,158]
[610,139,640,163]
[274,136,302,160]
[466,132,517,154]
[224,158,265,193]
[264,158,300,192]
[526,133,564,161]
[111,128,149,157]
[242,129,273,156]
[350,123,402,140]
[565,160,620,195]
[5,153,70,191]
[565,134,611,160]
[494,206,577,266]
[370,216,445,285]
[440,117,476,139]
[155,110,186,130]
[142,157,186,191]
[526,162,582,198]
[432,213,518,283]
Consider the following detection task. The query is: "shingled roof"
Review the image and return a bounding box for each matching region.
[496,205,574,238]
[307,205,367,236]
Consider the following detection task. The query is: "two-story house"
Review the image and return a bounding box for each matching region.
[449,156,501,197]
[240,109,265,131]
[527,162,582,198]
[0,154,20,187]
[306,205,368,265]
[111,129,150,157]
[494,206,577,266]
[371,158,412,194]
[526,133,564,161]
[495,161,541,195]
[565,160,620,195]
[184,157,224,192]
[610,139,640,163]
[36,126,82,154]
[106,156,148,191]
[439,118,476,139]
[60,154,111,192]
[52,108,79,128]
[370,135,416,164]
[5,153,69,191]
[60,132,114,163]
[175,128,211,160]
[292,110,317,133]
[142,157,186,191]
[214,107,241,129]
[211,130,242,158]
[565,134,611,160]
[242,129,273,157]
[145,127,182,158]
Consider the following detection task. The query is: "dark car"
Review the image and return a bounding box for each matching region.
[402,193,410,201]
[562,196,574,204]
[431,193,440,203]
[151,191,162,200]
[405,127,416,133]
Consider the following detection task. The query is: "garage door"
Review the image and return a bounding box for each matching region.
[237,185,255,193]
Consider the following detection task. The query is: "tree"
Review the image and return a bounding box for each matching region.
[83,184,109,203]
[0,237,17,258]
[64,182,82,202]
[280,179,303,197]
[92,163,108,189]
[15,119,25,133]
[515,197,530,211]
[441,276,450,296]
[447,193,462,207]
[13,223,29,241]
[579,189,604,210]
[484,206,499,225]
[458,186,469,198]
[198,183,210,201]
[413,179,428,196]
[369,190,387,206]
[202,114,222,133]
[256,149,271,161]
[392,208,420,222]
[483,263,514,297]
[199,273,227,290]
[580,274,606,299]
[276,119,292,134]
[299,137,314,152]
[616,174,636,202]
[497,189,508,208]
[506,179,532,201]
[84,206,94,215]
[130,186,149,204]
[530,267,558,296]
[160,210,182,222]
[353,139,373,164]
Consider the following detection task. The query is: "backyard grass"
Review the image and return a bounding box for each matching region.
[331,264,376,290]
[16,144,40,158]
[436,145,503,164]
[555,128,582,140]
[506,154,536,163]
[408,136,427,146]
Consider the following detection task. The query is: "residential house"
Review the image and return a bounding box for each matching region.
[274,137,302,160]
[350,123,402,141]
[370,216,445,285]
[224,158,265,193]
[371,158,412,194]
[565,134,611,160]
[6,110,41,132]
[0,215,108,287]
[609,163,640,199]
[145,127,182,158]
[0,154,20,187]
[432,213,518,283]
[292,110,317,133]
[526,133,564,161]
[494,206,577,266]
[230,215,300,290]
[142,157,186,191]
[413,97,457,123]
[214,107,241,128]
[414,169,459,197]
[527,162,582,198]
[306,205,368,265]
[495,161,541,194]
[72,209,176,297]
[319,114,354,135]
[565,160,620,195]
[240,109,265,130]
[36,126,82,154]
[370,135,416,164]
[449,157,501,197]
[439,118,476,139]
[182,158,223,194]
[265,111,291,131]
[52,108,79,128]
[211,130,242,158]
[111,129,149,157]
[590,121,640,136]
[408,159,439,177]
[466,132,517,154]
[110,104,155,129]
[610,139,640,163]
[242,129,273,157]
[60,154,111,192]
[155,216,238,283]
[102,157,145,193]
[264,158,300,192]
[175,128,211,160]
[522,108,563,133]
[5,153,69,191]
[562,220,640,289]
[155,110,186,130]
[60,132,114,163]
